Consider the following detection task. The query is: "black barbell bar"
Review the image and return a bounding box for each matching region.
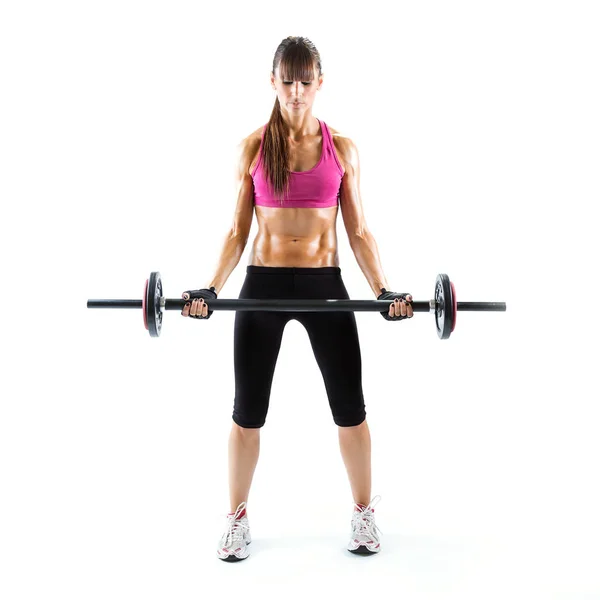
[86,298,505,312]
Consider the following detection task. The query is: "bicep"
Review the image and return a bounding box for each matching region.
[230,139,256,242]
[339,139,368,239]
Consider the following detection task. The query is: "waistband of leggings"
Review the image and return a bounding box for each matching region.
[246,265,341,275]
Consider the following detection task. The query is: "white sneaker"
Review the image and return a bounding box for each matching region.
[216,502,252,562]
[347,495,382,555]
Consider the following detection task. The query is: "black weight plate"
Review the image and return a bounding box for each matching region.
[147,271,163,337]
[434,273,453,340]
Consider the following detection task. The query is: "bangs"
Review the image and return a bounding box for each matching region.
[278,45,316,81]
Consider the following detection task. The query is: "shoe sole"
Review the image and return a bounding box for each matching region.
[220,553,249,562]
[348,545,379,555]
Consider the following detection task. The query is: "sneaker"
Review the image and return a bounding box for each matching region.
[347,495,382,555]
[216,501,252,562]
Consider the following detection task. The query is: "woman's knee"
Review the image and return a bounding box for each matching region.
[231,420,263,434]
[332,402,366,428]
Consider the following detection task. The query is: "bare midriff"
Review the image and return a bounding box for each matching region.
[248,205,339,268]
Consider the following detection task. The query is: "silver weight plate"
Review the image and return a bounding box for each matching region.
[434,273,453,340]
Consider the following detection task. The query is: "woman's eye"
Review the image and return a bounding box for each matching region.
[283,82,311,86]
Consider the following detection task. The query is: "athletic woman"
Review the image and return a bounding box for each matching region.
[181,36,413,561]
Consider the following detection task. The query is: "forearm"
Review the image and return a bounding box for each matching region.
[204,230,246,295]
[349,230,390,297]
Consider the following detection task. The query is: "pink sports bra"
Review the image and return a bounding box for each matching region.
[251,118,344,208]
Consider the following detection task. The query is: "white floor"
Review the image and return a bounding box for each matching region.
[205,531,600,600]
[3,514,599,599]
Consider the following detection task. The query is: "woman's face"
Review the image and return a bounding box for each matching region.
[271,65,323,115]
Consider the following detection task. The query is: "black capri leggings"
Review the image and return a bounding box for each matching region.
[232,265,367,429]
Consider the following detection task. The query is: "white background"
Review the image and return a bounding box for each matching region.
[1,1,599,598]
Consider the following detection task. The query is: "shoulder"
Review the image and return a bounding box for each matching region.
[238,126,263,157]
[327,125,359,171]
[236,126,264,173]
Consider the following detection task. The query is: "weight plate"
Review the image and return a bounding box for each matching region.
[147,271,163,337]
[142,279,149,331]
[450,281,457,333]
[434,273,453,340]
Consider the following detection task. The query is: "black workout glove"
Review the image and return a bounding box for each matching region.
[182,286,218,319]
[377,288,412,321]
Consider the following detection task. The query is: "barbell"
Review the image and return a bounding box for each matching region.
[86,271,506,339]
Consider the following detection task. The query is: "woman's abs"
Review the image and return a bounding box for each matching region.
[248,232,339,267]
[249,206,339,267]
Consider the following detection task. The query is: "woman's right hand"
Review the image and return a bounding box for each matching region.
[181,287,218,319]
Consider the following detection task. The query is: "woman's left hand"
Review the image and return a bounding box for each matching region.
[377,289,413,321]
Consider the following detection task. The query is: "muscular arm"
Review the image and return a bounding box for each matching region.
[334,134,391,297]
[204,134,258,294]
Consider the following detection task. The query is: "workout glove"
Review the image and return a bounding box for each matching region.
[182,287,217,319]
[377,289,412,321]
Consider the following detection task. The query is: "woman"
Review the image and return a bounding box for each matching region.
[181,36,413,562]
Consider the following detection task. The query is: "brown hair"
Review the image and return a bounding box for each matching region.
[262,36,323,204]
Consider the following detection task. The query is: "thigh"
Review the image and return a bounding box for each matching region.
[301,309,364,397]
[294,273,366,426]
[231,270,292,428]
